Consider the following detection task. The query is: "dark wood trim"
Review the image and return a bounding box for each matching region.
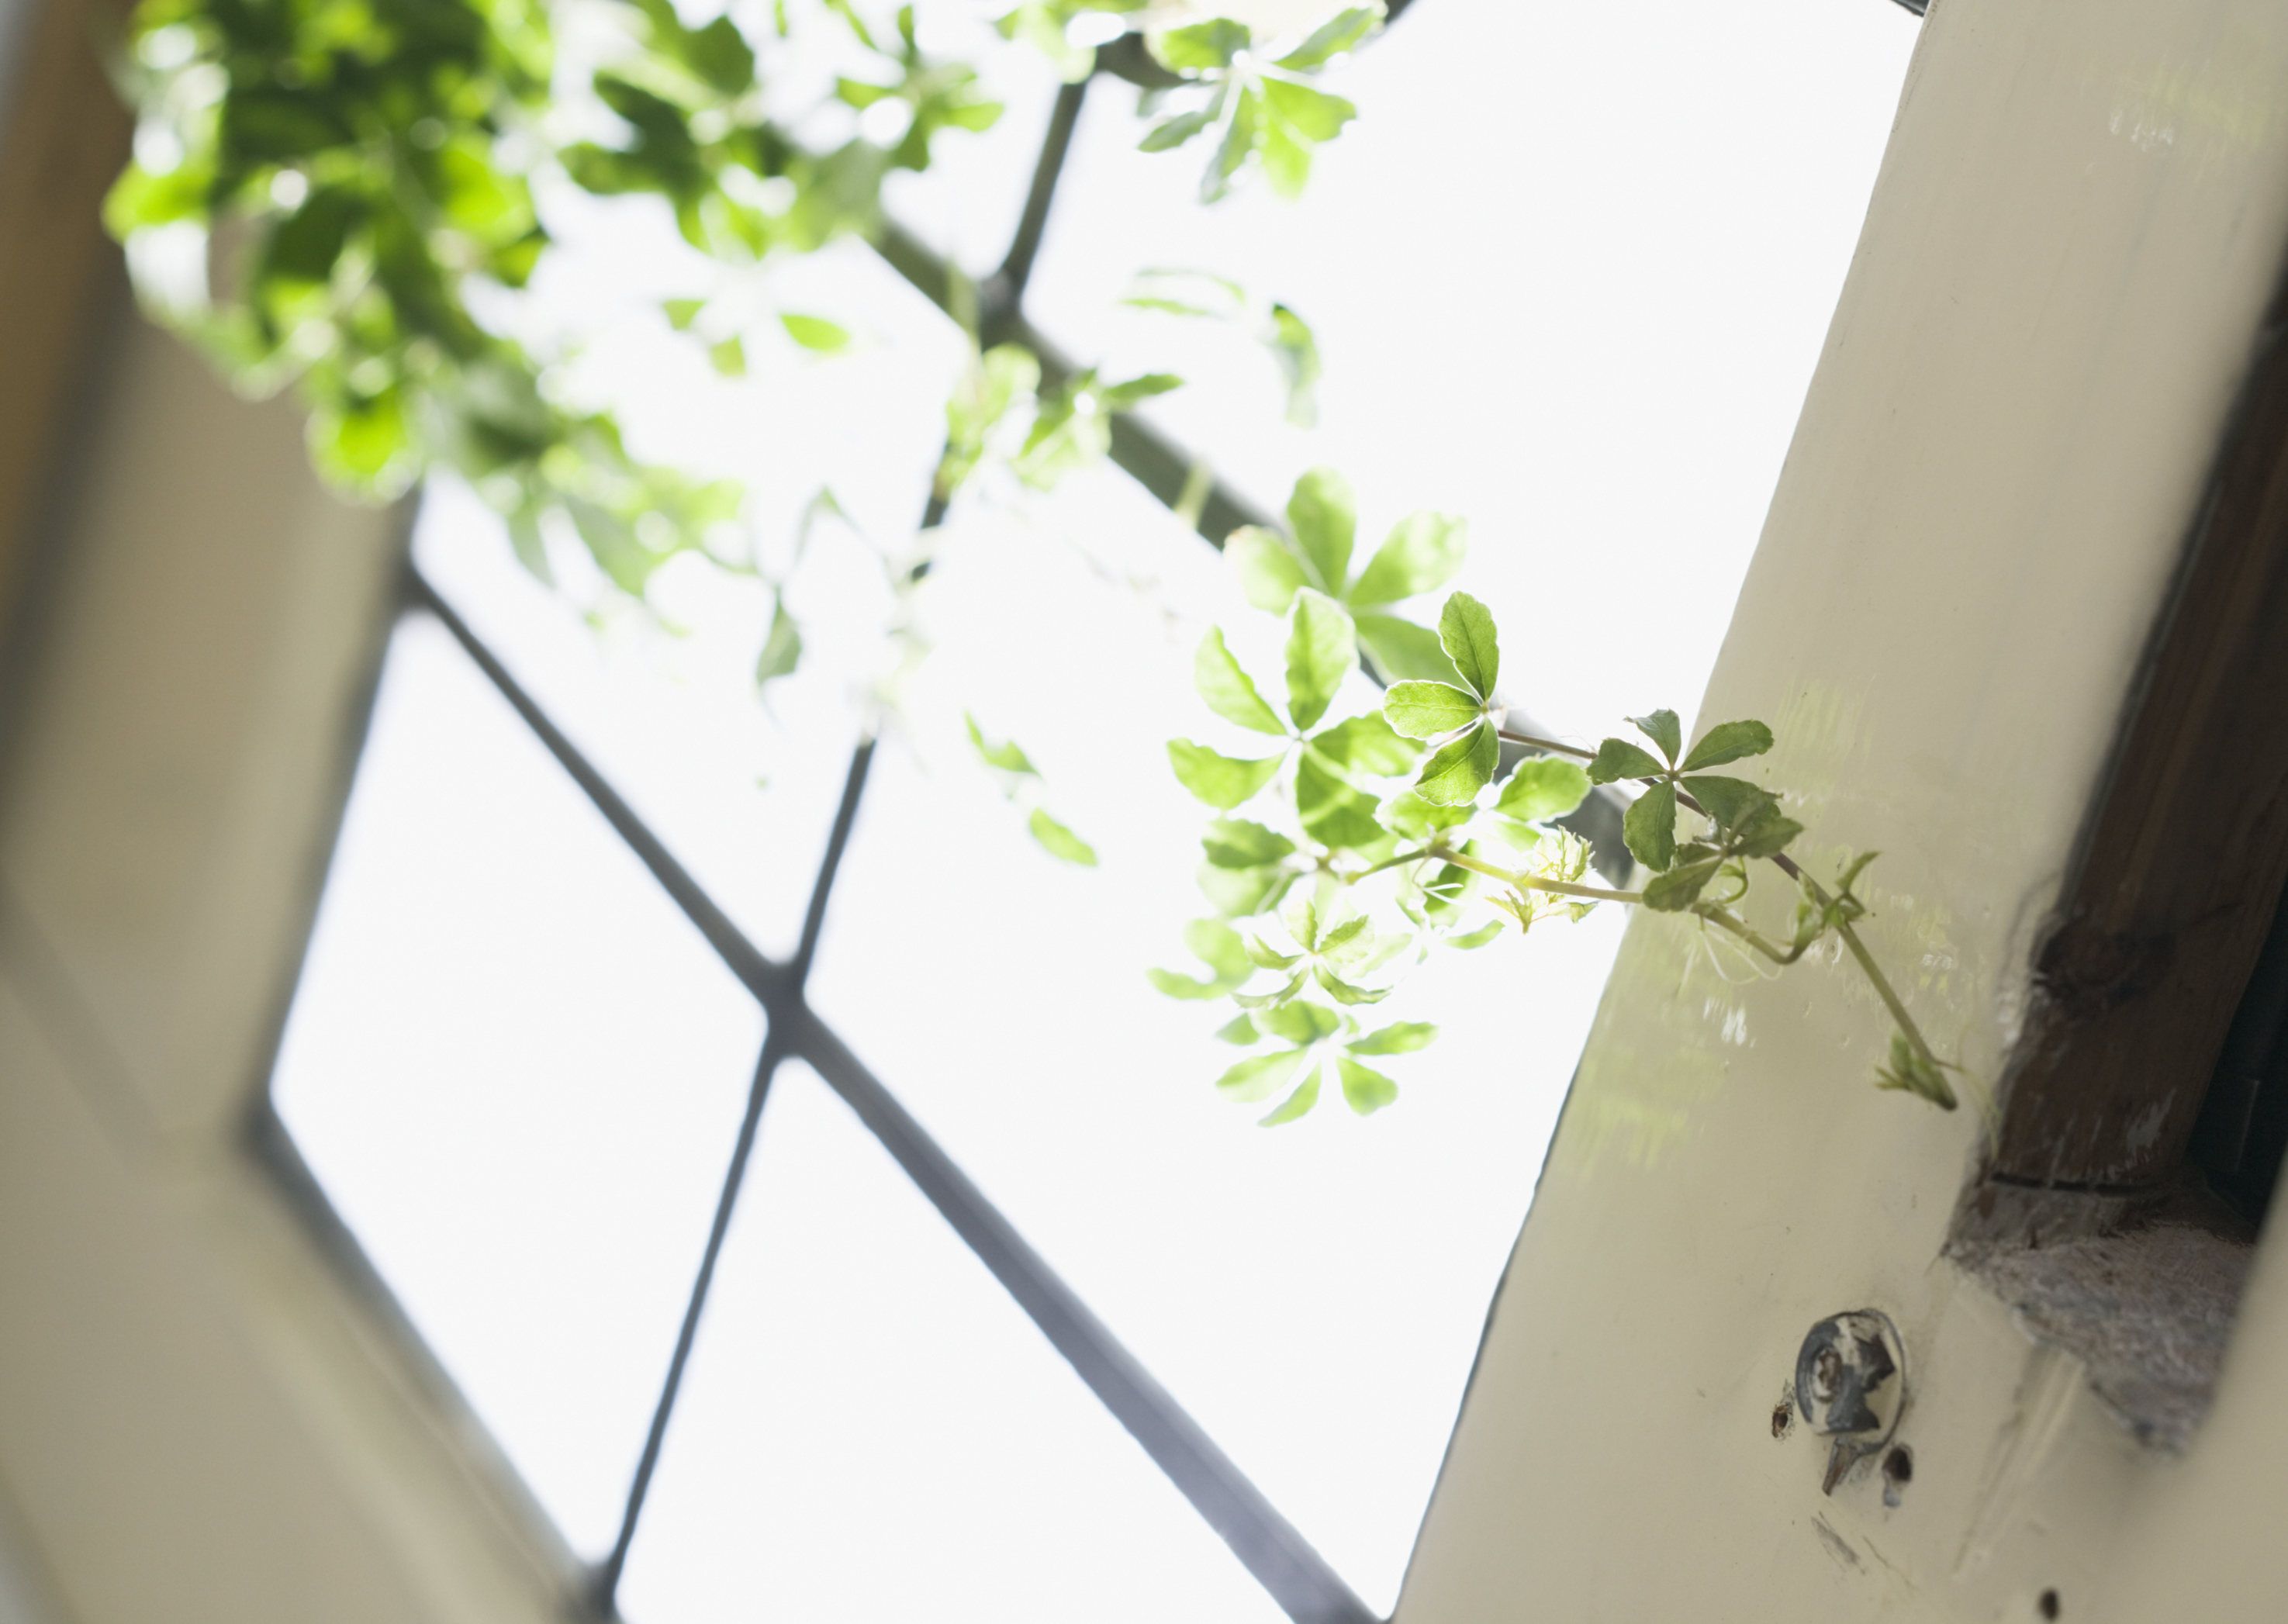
[0,0,135,631]
[1971,268,2288,1212]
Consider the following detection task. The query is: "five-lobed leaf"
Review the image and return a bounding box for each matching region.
[1284,588,1355,731]
[1167,739,1283,809]
[1383,680,1481,741]
[1437,592,1500,700]
[1195,627,1287,734]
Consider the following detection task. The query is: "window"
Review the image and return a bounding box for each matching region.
[264,5,1918,1619]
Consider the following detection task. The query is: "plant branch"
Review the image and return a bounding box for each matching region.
[1495,728,1595,762]
[1430,845,1643,905]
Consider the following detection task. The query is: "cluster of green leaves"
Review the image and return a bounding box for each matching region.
[1140,6,1381,199]
[102,0,1014,593]
[966,716,1098,865]
[1155,470,1615,1123]
[993,0,1143,82]
[1158,468,1961,1118]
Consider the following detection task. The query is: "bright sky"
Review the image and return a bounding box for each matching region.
[271,2,1918,1618]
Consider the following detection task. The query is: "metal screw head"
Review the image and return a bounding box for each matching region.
[1793,1309,1906,1493]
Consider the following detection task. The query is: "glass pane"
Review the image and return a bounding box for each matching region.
[616,1059,1287,1624]
[806,462,1631,1611]
[271,613,765,1555]
[1024,0,1920,741]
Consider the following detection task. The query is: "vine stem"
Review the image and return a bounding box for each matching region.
[1429,845,1643,905]
[1495,734,1949,1097]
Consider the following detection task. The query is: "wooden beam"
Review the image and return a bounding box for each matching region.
[1982,274,2288,1196]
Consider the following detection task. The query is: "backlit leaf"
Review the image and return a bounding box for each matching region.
[1437,592,1500,700]
[1284,588,1356,731]
[1349,1021,1436,1056]
[1337,1057,1398,1114]
[1194,627,1287,734]
[1414,720,1498,805]
[1258,1066,1321,1125]
[1384,680,1481,741]
[1494,758,1591,822]
[1217,1047,1307,1103]
[1228,525,1308,612]
[1203,818,1298,870]
[1287,467,1356,595]
[1028,807,1097,866]
[1167,739,1284,808]
[1348,510,1466,606]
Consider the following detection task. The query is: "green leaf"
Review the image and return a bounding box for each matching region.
[1681,719,1775,772]
[1274,5,1380,68]
[1153,16,1249,70]
[1629,710,1682,765]
[1257,1066,1322,1125]
[1194,627,1287,734]
[709,335,746,376]
[1307,713,1418,776]
[663,297,705,330]
[1283,893,1320,953]
[1312,965,1389,1005]
[1217,1047,1308,1104]
[1733,807,1805,860]
[1337,1056,1398,1115]
[1874,1031,1958,1111]
[1678,774,1774,834]
[1315,915,1370,960]
[1204,84,1261,201]
[1101,372,1184,409]
[1215,1014,1260,1045]
[1383,681,1481,741]
[755,599,802,687]
[780,313,852,352]
[1028,807,1097,866]
[1167,740,1283,809]
[1202,818,1298,870]
[1642,856,1723,913]
[1286,468,1356,596]
[968,714,1039,776]
[1260,78,1354,143]
[1243,935,1301,970]
[1586,738,1665,784]
[1623,781,1678,872]
[1444,921,1505,949]
[1380,790,1474,841]
[1350,1021,1436,1056]
[1348,511,1466,607]
[1267,303,1320,427]
[1284,588,1355,731]
[1354,613,1465,686]
[1259,1001,1339,1044]
[1232,970,1307,1010]
[1200,861,1294,919]
[1414,720,1498,806]
[1494,758,1590,822]
[1227,525,1309,612]
[1149,917,1253,997]
[1437,592,1500,700]
[1140,105,1217,152]
[1294,755,1384,850]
